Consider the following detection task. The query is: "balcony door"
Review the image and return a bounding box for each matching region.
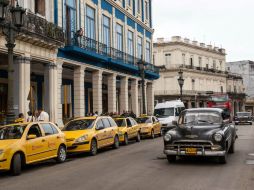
[65,0,76,45]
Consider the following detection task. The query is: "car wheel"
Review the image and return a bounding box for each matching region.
[229,142,235,154]
[250,122,252,125]
[235,123,238,125]
[90,139,98,156]
[167,155,176,163]
[136,132,141,142]
[11,153,22,176]
[113,135,120,149]
[123,134,129,145]
[151,130,155,139]
[56,145,67,163]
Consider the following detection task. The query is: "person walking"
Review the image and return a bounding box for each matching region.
[27,111,35,122]
[37,108,49,122]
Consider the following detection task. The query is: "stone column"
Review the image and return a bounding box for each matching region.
[92,70,102,114]
[108,73,117,113]
[188,101,192,109]
[138,81,147,115]
[131,79,139,116]
[44,62,57,122]
[147,82,154,115]
[74,66,85,117]
[120,76,129,113]
[13,56,31,118]
[56,60,63,126]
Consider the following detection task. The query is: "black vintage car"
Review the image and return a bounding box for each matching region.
[163,108,237,164]
[234,112,252,125]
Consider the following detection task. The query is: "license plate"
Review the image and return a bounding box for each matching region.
[185,148,197,155]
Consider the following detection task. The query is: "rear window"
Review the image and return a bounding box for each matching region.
[63,119,95,131]
[115,119,126,127]
[136,117,152,124]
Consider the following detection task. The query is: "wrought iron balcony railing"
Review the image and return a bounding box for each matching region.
[69,36,159,74]
[20,12,65,46]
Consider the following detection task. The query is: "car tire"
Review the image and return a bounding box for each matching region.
[136,132,141,142]
[229,142,235,154]
[56,145,67,163]
[123,134,129,145]
[151,130,155,139]
[235,123,238,125]
[250,122,252,125]
[11,153,22,176]
[113,135,120,149]
[167,155,176,163]
[90,139,98,156]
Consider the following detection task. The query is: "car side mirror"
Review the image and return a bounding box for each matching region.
[172,120,178,126]
[27,134,37,140]
[96,125,104,130]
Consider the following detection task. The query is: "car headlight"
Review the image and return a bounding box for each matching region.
[164,133,172,142]
[0,149,4,155]
[214,133,223,142]
[75,135,88,143]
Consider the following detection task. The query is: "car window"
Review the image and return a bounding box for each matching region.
[115,119,126,127]
[152,117,156,123]
[108,118,117,127]
[102,118,111,128]
[130,118,137,126]
[126,119,132,127]
[41,123,55,136]
[0,124,27,140]
[63,119,95,131]
[27,124,42,138]
[155,117,159,122]
[96,119,104,130]
[50,124,59,134]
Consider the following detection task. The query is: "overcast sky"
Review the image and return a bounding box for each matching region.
[153,0,253,62]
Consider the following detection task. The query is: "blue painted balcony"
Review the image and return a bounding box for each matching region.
[59,36,159,80]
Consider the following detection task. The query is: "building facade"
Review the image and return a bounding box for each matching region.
[0,0,159,126]
[153,36,245,114]
[227,60,254,113]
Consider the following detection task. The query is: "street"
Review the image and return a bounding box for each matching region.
[1,124,254,190]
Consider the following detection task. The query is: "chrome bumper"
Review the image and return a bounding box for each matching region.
[164,149,226,156]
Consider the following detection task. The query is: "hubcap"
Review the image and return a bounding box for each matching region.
[59,148,66,161]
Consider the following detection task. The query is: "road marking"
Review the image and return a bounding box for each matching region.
[246,160,254,165]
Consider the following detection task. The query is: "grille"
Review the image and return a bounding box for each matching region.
[173,140,213,147]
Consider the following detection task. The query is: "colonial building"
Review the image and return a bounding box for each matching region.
[153,36,245,114]
[0,0,159,126]
[227,60,254,113]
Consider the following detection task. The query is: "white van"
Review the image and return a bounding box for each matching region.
[154,100,185,133]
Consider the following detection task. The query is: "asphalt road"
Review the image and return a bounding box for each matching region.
[1,125,254,190]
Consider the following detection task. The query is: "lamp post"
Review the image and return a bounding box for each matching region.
[177,69,184,101]
[138,57,146,115]
[0,0,26,123]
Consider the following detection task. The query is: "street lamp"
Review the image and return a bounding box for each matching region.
[177,69,184,101]
[138,56,146,115]
[0,0,26,123]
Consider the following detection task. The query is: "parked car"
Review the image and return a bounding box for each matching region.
[155,100,185,135]
[234,112,253,125]
[62,116,119,156]
[113,117,141,145]
[0,122,66,175]
[163,108,237,164]
[136,115,161,138]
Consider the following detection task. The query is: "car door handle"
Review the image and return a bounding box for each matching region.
[42,139,46,142]
[56,136,60,139]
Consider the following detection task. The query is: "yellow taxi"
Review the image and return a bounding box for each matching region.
[0,122,66,176]
[136,115,161,138]
[113,117,141,145]
[63,116,119,156]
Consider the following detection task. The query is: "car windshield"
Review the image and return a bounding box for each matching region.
[136,117,152,124]
[237,112,251,117]
[115,119,126,127]
[211,95,228,102]
[0,124,27,140]
[179,111,222,125]
[154,108,174,118]
[63,119,95,131]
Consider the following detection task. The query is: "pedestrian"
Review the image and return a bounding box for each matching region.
[37,108,49,122]
[14,113,25,123]
[74,28,84,46]
[94,111,98,116]
[27,111,35,122]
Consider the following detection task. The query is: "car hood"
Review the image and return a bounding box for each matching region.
[173,124,222,140]
[0,139,20,150]
[157,116,175,124]
[63,130,93,139]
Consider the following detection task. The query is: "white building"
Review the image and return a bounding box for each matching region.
[153,36,245,113]
[0,0,159,126]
